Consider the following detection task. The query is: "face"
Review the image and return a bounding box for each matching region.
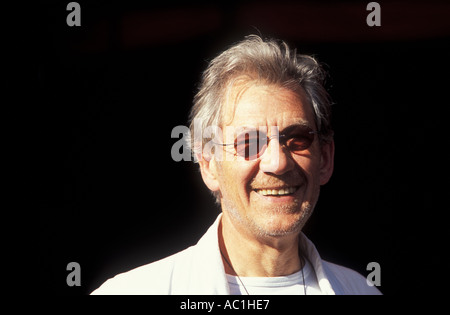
[200,83,334,240]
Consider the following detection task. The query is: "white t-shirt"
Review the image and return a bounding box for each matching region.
[226,259,323,295]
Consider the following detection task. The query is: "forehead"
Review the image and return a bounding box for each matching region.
[223,83,315,129]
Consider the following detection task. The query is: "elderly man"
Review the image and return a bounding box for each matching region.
[92,35,381,295]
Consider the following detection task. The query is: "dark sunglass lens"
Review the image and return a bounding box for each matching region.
[286,131,314,152]
[234,131,265,160]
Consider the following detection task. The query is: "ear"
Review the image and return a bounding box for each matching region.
[319,140,335,185]
[197,151,221,193]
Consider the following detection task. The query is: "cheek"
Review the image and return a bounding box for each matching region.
[292,154,322,186]
[219,161,258,201]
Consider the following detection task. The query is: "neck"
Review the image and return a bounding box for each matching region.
[219,212,303,277]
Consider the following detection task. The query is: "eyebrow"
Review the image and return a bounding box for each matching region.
[231,119,312,131]
[282,120,313,130]
[230,121,314,138]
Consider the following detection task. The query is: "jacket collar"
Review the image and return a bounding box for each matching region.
[189,213,336,294]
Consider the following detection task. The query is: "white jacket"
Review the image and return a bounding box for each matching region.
[92,214,381,295]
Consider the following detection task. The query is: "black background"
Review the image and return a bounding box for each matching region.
[38,0,448,295]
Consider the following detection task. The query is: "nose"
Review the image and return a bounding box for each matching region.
[259,138,295,175]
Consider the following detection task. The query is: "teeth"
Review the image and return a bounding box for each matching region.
[256,187,297,196]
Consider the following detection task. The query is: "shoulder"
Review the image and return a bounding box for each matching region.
[322,261,382,295]
[91,247,193,295]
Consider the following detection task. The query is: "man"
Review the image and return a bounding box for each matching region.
[92,35,381,295]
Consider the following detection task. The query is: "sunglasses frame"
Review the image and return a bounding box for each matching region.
[213,125,320,161]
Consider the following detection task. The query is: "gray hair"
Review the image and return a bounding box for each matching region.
[188,35,333,162]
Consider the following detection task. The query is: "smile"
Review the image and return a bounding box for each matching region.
[254,186,299,196]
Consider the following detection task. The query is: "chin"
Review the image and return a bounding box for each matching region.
[256,200,313,235]
[254,215,305,238]
[224,198,314,239]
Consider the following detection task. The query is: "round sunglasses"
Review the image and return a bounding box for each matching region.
[214,124,319,161]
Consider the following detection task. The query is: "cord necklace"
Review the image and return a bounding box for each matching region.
[220,249,307,295]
